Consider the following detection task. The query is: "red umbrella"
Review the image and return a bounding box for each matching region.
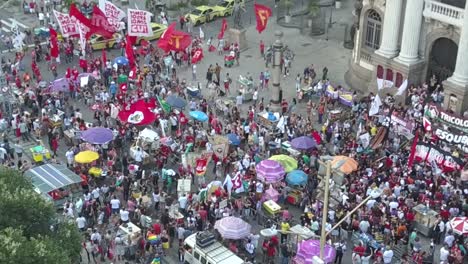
[117,100,157,126]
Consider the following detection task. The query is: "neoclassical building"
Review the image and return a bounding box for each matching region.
[345,0,468,114]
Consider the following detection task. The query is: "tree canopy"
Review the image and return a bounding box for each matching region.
[0,168,81,264]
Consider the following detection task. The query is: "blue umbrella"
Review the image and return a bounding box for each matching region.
[81,127,114,144]
[114,56,129,65]
[166,95,187,109]
[189,111,208,122]
[286,170,308,185]
[227,133,241,146]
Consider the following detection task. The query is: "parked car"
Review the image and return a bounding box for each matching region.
[185,6,217,25]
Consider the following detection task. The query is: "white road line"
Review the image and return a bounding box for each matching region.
[1,27,11,33]
[9,18,28,29]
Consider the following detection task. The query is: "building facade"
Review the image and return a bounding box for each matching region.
[345,0,468,114]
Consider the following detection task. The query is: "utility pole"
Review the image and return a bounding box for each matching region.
[319,160,331,260]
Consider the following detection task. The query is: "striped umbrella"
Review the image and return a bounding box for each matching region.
[255,160,285,183]
[214,216,251,239]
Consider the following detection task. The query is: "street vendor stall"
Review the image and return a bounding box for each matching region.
[30,145,51,163]
[257,111,280,131]
[237,75,254,101]
[215,98,233,115]
[24,164,83,207]
[413,204,438,236]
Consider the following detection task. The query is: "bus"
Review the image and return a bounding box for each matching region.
[183,233,245,264]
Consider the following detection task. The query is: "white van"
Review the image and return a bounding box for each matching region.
[183,233,245,264]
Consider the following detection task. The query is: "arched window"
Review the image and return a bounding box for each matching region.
[365,10,382,50]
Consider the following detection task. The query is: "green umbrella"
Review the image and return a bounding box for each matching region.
[268,154,298,173]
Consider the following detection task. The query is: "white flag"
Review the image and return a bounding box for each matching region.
[199,27,205,39]
[223,173,233,196]
[127,9,153,37]
[369,94,382,116]
[53,10,79,37]
[76,22,89,56]
[376,78,383,90]
[396,79,408,96]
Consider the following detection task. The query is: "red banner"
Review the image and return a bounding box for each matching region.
[91,6,117,37]
[191,48,204,64]
[69,4,94,39]
[49,27,59,58]
[254,3,272,33]
[407,130,419,168]
[217,18,227,39]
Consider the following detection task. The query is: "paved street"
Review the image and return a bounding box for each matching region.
[0,1,444,264]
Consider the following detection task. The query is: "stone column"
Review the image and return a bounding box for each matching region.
[395,0,424,64]
[375,0,403,58]
[448,0,468,86]
[270,31,284,111]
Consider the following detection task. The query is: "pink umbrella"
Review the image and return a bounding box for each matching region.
[294,239,336,264]
[256,160,285,183]
[264,185,279,202]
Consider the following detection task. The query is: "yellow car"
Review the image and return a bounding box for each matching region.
[89,33,122,51]
[136,23,167,45]
[185,6,217,25]
[212,0,244,17]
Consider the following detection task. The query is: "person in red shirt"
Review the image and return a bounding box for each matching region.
[439,206,450,221]
[353,241,366,256]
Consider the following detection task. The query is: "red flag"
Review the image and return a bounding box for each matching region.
[125,35,136,67]
[217,18,228,39]
[102,49,107,64]
[49,27,59,58]
[129,65,137,79]
[158,22,191,52]
[407,130,419,168]
[191,48,204,64]
[91,6,116,38]
[70,4,112,39]
[254,3,272,33]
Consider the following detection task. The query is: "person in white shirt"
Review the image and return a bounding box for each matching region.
[110,196,120,214]
[91,229,102,243]
[382,246,393,263]
[120,208,130,223]
[91,187,100,204]
[439,244,450,263]
[178,194,188,215]
[153,191,160,211]
[76,215,86,231]
[134,147,144,163]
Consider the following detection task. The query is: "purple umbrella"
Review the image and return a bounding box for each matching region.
[255,160,285,183]
[50,78,70,93]
[291,136,317,150]
[294,239,336,264]
[81,127,114,144]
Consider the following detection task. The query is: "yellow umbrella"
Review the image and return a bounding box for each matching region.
[75,151,99,164]
[331,156,358,174]
[268,154,298,173]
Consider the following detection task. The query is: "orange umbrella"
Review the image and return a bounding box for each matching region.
[331,156,358,174]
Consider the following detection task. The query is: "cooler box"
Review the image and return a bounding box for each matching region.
[88,167,102,177]
[263,200,281,215]
[196,231,215,248]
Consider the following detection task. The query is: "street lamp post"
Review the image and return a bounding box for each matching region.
[319,160,332,260]
[269,31,284,112]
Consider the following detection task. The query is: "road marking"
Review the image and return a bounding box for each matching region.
[9,18,29,29]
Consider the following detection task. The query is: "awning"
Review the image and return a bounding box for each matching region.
[24,164,82,193]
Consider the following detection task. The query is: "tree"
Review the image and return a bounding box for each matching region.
[0,169,81,264]
[280,0,294,16]
[307,0,320,18]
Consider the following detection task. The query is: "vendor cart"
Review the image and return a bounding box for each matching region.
[237,75,254,101]
[215,98,233,115]
[224,55,235,67]
[256,111,279,131]
[186,85,202,99]
[30,145,51,163]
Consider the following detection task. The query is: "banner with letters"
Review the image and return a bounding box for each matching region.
[99,0,125,31]
[414,142,463,173]
[127,9,153,37]
[53,10,79,37]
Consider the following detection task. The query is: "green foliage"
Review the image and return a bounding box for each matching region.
[0,169,81,264]
[307,0,320,17]
[191,0,209,7]
[280,0,294,15]
[167,2,189,11]
[63,0,75,8]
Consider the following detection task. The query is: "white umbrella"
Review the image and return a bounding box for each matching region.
[214,216,251,240]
